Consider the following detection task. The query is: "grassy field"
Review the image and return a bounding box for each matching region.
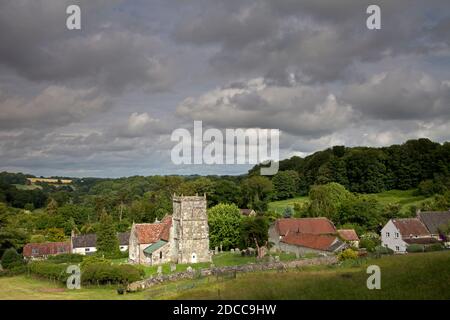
[167,251,450,300]
[268,189,434,216]
[12,184,42,190]
[1,251,448,300]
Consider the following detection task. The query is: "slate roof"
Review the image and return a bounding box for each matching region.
[417,211,450,234]
[134,215,172,244]
[274,218,336,236]
[337,229,359,241]
[403,237,440,245]
[281,233,343,252]
[391,218,430,238]
[23,242,70,257]
[72,232,131,248]
[72,233,97,248]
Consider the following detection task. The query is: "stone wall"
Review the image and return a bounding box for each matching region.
[127,256,338,292]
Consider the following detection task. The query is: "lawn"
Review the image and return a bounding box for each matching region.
[1,251,449,300]
[268,196,309,214]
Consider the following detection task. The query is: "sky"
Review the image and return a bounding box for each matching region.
[0,0,449,178]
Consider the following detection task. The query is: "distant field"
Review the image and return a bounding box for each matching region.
[12,184,42,190]
[1,251,449,300]
[268,189,434,216]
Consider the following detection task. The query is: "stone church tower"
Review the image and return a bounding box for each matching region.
[170,195,211,264]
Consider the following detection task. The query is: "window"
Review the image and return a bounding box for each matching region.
[85,248,90,252]
[386,232,390,237]
[159,251,163,259]
[395,246,400,251]
[395,232,399,238]
[32,248,39,255]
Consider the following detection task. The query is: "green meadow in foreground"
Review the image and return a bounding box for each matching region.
[0,251,448,300]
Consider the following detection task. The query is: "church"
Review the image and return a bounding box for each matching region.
[128,195,211,265]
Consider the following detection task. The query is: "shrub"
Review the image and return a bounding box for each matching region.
[374,245,394,255]
[28,261,69,283]
[338,248,358,261]
[1,248,24,270]
[47,253,84,264]
[359,238,377,252]
[81,262,144,285]
[424,243,444,252]
[406,244,425,253]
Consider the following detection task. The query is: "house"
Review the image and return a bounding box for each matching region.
[240,209,256,217]
[381,218,438,253]
[128,195,211,266]
[417,210,450,245]
[337,229,360,248]
[269,218,346,256]
[71,232,130,255]
[23,242,71,259]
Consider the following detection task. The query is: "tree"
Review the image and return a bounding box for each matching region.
[272,170,299,200]
[308,183,353,220]
[208,203,242,250]
[240,176,273,212]
[1,247,23,269]
[239,216,269,249]
[46,228,66,242]
[96,210,120,257]
[45,198,58,215]
[283,206,293,218]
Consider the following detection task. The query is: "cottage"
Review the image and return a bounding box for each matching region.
[269,218,346,256]
[337,229,360,248]
[417,211,450,244]
[381,218,437,253]
[23,242,71,259]
[128,195,211,266]
[71,232,130,255]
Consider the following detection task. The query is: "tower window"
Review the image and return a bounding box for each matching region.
[160,251,163,259]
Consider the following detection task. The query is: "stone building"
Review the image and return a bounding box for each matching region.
[128,195,211,265]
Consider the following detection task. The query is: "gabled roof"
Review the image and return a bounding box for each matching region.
[133,215,172,244]
[391,218,430,238]
[337,229,359,241]
[274,218,336,236]
[417,211,450,234]
[143,240,168,254]
[23,242,70,257]
[72,233,96,248]
[118,232,130,246]
[281,233,342,252]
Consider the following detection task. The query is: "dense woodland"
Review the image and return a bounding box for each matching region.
[1,138,450,257]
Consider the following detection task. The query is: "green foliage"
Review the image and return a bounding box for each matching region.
[374,245,394,255]
[29,235,46,243]
[240,176,273,212]
[208,203,242,250]
[1,248,24,269]
[45,228,66,242]
[359,238,377,252]
[81,262,144,285]
[283,206,293,218]
[28,261,68,282]
[239,216,269,249]
[272,170,300,200]
[47,253,84,264]
[308,183,353,220]
[338,248,358,261]
[96,211,120,257]
[424,243,444,252]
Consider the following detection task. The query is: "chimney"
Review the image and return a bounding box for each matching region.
[416,209,421,217]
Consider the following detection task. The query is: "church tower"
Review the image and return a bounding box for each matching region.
[170,195,211,264]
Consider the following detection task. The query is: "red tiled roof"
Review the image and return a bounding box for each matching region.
[338,229,359,241]
[281,233,338,251]
[275,218,336,236]
[134,216,172,244]
[392,218,430,238]
[23,242,70,257]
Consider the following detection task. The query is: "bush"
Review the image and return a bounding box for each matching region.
[28,261,69,283]
[47,253,84,264]
[406,244,425,253]
[338,248,358,261]
[81,262,144,285]
[424,243,444,252]
[374,245,394,255]
[359,238,377,252]
[1,248,24,270]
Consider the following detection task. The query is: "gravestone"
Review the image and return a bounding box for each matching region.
[230,248,234,253]
[269,255,275,262]
[210,263,215,269]
[274,256,280,262]
[157,265,162,275]
[186,266,193,273]
[215,246,219,255]
[170,263,176,273]
[235,248,240,254]
[220,244,223,252]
